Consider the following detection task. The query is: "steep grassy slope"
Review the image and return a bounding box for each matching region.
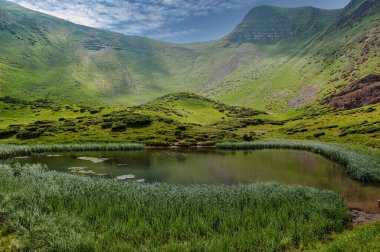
[203,0,380,111]
[0,0,202,104]
[0,0,269,106]
[0,0,379,113]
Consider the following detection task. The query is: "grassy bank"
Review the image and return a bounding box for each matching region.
[0,164,350,251]
[216,140,380,184]
[309,222,380,251]
[0,142,144,159]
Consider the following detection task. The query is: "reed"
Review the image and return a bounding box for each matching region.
[0,164,350,251]
[0,142,145,159]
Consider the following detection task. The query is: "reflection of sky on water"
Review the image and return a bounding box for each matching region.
[10,149,380,213]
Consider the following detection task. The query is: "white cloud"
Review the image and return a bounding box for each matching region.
[7,0,258,36]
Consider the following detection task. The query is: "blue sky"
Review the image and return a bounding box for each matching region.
[8,0,351,43]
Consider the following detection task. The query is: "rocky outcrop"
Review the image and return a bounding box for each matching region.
[322,75,380,109]
[226,6,340,44]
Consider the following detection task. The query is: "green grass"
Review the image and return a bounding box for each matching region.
[0,0,379,112]
[0,163,350,251]
[216,140,380,184]
[0,142,144,159]
[0,92,378,148]
[309,222,380,251]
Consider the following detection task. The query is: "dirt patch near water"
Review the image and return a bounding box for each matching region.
[322,75,380,109]
[351,209,380,226]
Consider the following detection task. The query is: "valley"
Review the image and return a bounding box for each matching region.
[0,0,379,251]
[0,92,379,147]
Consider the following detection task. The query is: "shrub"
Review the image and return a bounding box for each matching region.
[313,132,326,138]
[243,134,253,141]
[0,129,18,139]
[16,129,43,139]
[101,123,112,129]
[111,123,127,132]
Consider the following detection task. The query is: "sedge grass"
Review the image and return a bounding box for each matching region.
[0,163,350,251]
[216,140,380,184]
[0,142,144,159]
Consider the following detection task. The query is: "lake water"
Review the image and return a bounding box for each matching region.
[11,148,380,213]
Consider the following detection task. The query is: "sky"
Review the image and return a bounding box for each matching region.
[8,0,351,43]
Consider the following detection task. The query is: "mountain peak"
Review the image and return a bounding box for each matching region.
[327,0,380,31]
[226,5,341,44]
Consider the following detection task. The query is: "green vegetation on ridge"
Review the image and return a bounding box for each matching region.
[0,0,379,112]
[0,92,378,148]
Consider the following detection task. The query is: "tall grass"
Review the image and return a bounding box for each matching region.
[216,140,380,184]
[0,142,145,159]
[310,222,380,251]
[0,164,350,251]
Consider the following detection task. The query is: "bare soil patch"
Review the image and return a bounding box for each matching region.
[322,75,380,109]
[288,84,319,109]
[351,209,380,226]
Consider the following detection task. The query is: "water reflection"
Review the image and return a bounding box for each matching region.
[11,148,380,213]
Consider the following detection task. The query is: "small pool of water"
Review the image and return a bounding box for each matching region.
[10,149,380,213]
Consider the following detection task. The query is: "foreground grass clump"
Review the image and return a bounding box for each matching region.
[216,140,380,184]
[309,222,380,251]
[0,164,350,251]
[0,142,144,159]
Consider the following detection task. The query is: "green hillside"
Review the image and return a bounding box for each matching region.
[0,0,379,113]
[0,92,378,147]
[0,0,199,104]
[205,0,380,110]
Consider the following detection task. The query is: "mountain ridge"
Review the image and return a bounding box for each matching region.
[225,5,341,44]
[0,0,379,112]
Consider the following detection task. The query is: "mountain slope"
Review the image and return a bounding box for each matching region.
[226,6,340,44]
[203,0,380,110]
[0,0,379,112]
[0,0,201,104]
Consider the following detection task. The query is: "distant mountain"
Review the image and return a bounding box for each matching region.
[225,6,340,44]
[0,0,379,111]
[252,0,349,9]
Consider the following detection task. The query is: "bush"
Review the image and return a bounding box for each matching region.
[90,109,101,114]
[313,132,326,138]
[123,115,152,127]
[101,123,112,129]
[243,134,253,141]
[16,129,43,139]
[176,125,187,131]
[0,129,18,139]
[111,123,127,132]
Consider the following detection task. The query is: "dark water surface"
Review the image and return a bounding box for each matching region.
[12,149,380,213]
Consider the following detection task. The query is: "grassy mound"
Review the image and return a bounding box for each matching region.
[216,140,380,184]
[0,164,350,251]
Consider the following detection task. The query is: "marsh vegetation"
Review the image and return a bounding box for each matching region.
[0,163,350,251]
